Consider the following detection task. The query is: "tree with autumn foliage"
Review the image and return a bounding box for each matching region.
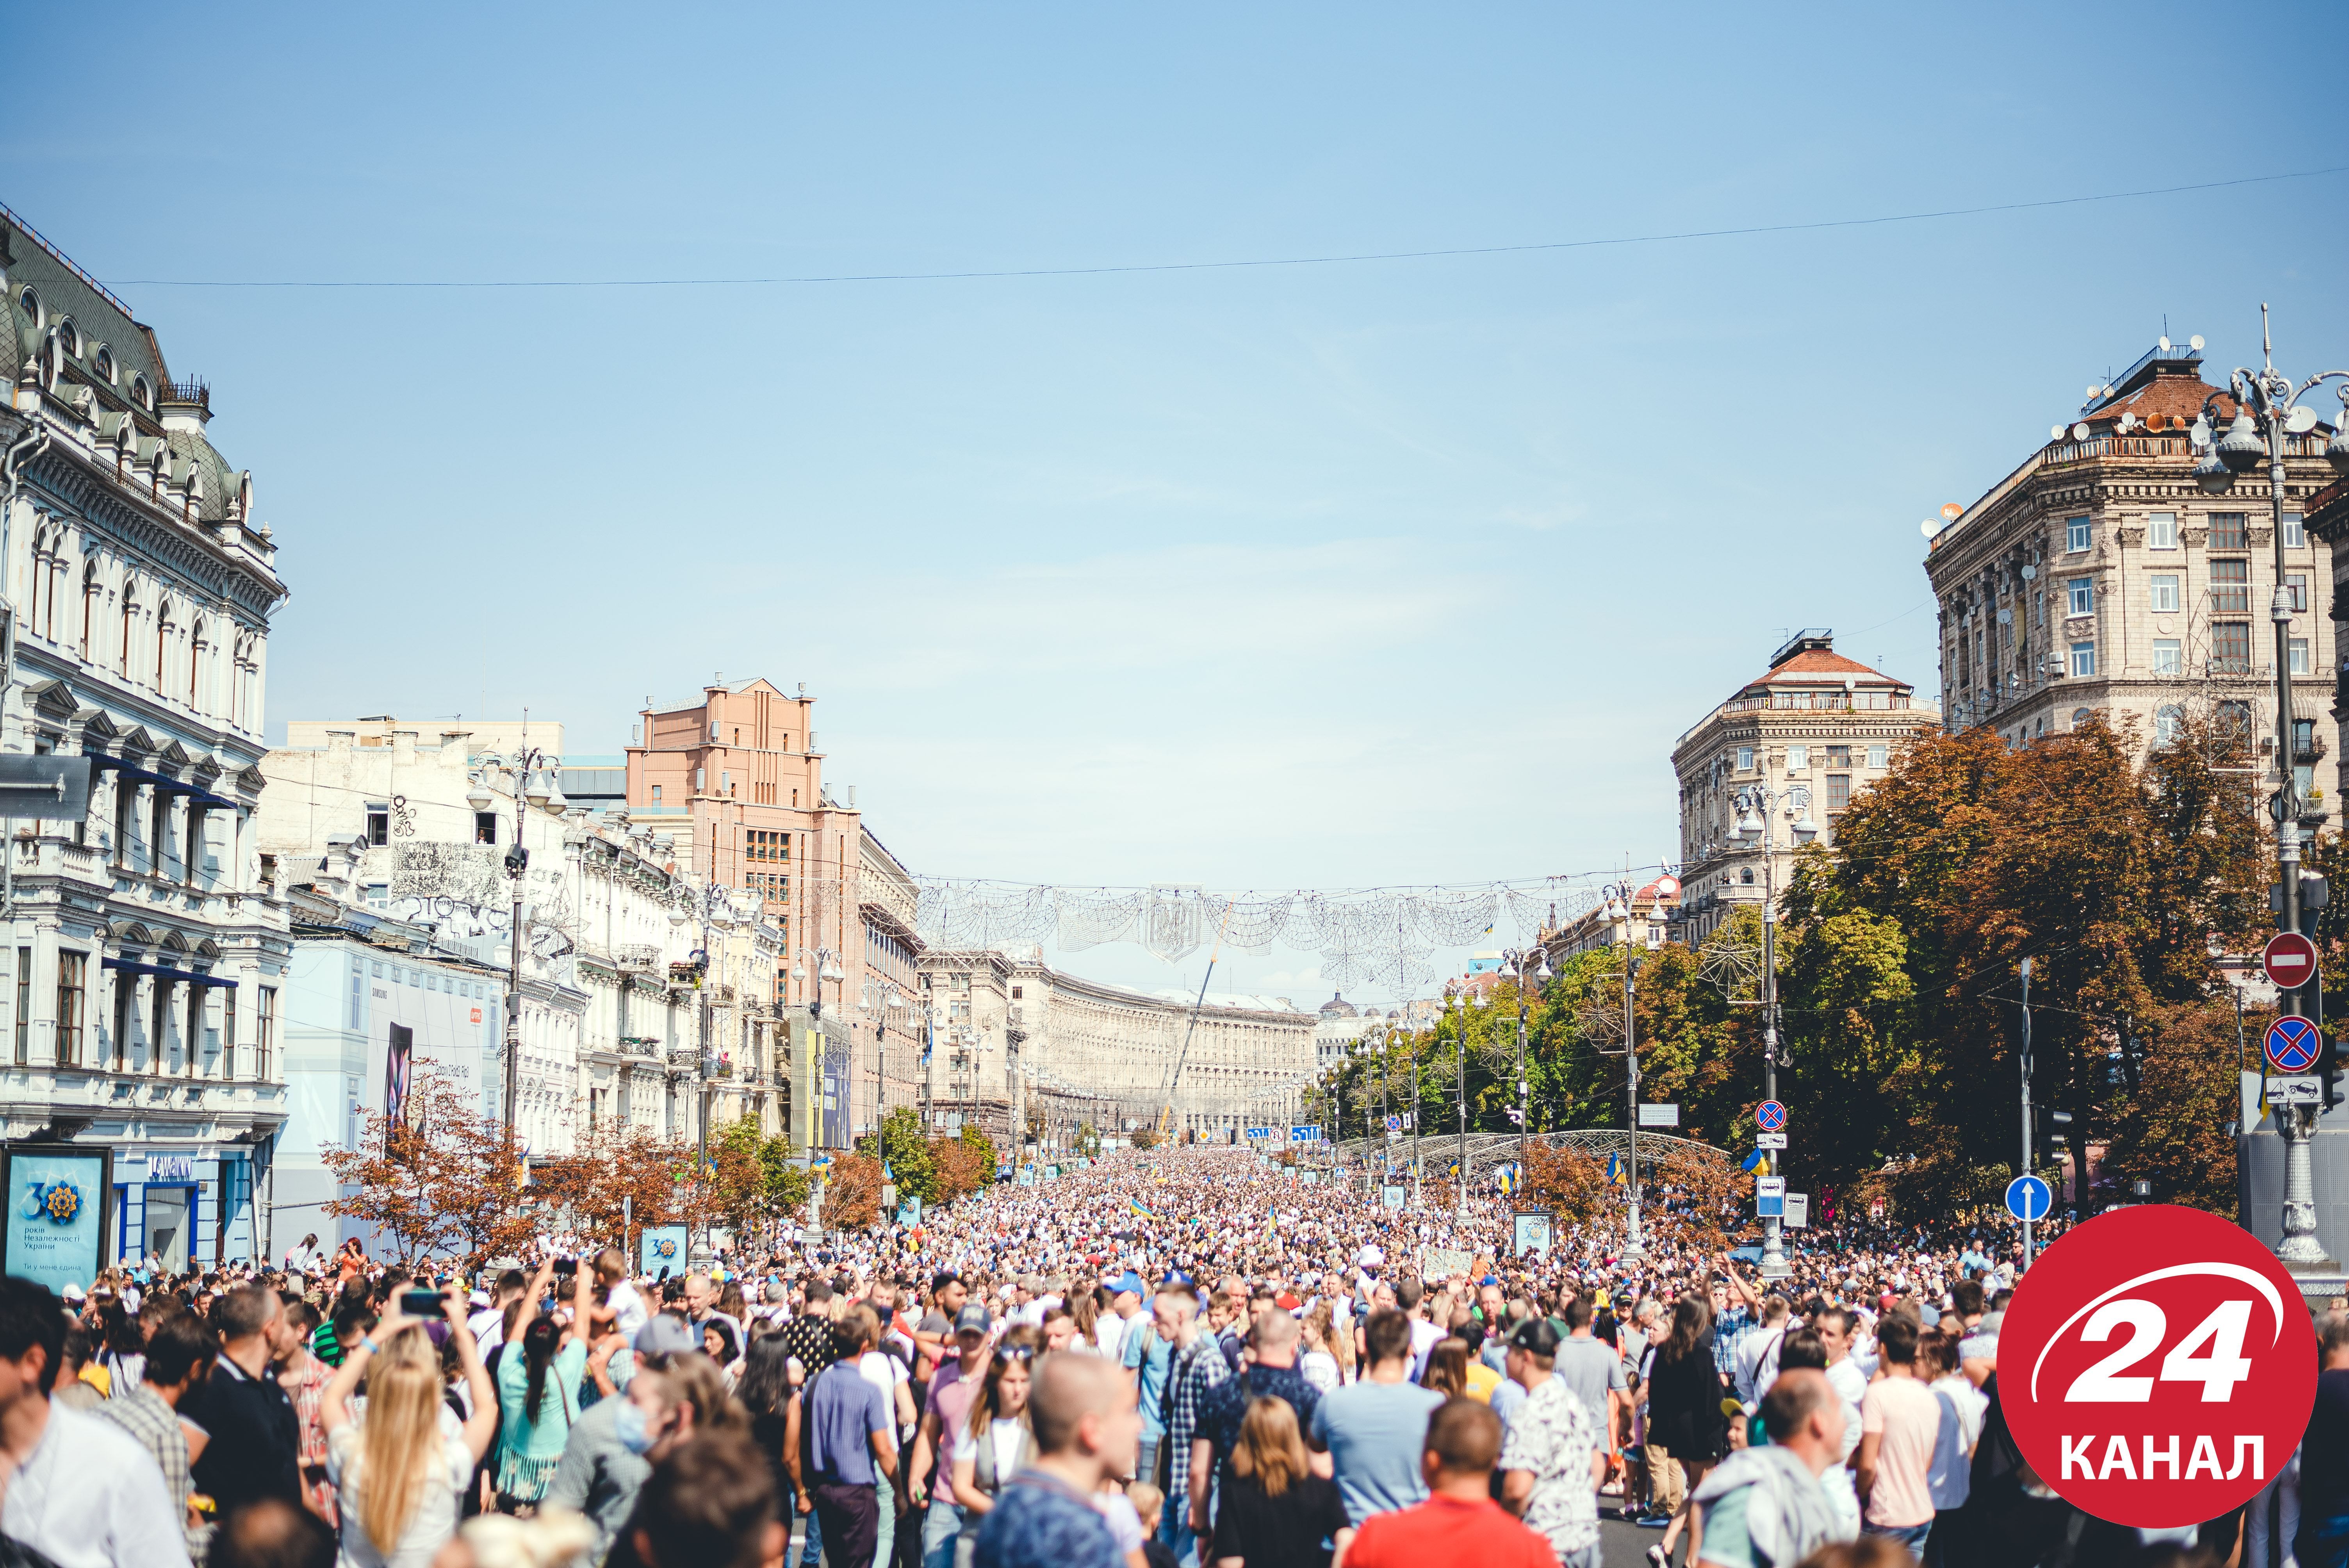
[823,1151,884,1230]
[322,1065,535,1266]
[1778,715,2264,1214]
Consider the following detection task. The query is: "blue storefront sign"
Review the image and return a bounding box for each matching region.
[5,1146,113,1294]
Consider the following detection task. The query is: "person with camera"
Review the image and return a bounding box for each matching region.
[321,1282,498,1566]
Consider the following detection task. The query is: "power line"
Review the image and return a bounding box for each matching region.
[104,166,2349,291]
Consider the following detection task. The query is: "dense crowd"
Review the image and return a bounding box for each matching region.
[0,1148,2341,1568]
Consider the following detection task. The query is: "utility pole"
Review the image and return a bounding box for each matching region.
[2019,957,2034,1269]
[1624,950,1645,1262]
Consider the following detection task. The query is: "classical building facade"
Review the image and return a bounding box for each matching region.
[1673,633,1938,944]
[0,207,290,1269]
[1925,339,2339,825]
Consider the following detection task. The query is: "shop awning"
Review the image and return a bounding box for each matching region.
[83,755,241,811]
[100,957,237,989]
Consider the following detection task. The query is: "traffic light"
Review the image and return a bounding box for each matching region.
[2037,1107,2074,1157]
[2323,1032,2342,1112]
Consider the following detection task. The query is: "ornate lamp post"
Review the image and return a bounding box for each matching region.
[2189,309,2349,1270]
[466,746,563,1139]
[1732,781,1817,1279]
[1499,945,1553,1172]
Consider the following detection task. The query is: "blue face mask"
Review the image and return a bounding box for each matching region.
[615,1401,656,1455]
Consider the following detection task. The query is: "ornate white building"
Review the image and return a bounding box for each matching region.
[0,206,290,1270]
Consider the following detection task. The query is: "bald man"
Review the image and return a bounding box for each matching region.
[1188,1300,1332,1544]
[1690,1369,1849,1568]
[972,1353,1139,1568]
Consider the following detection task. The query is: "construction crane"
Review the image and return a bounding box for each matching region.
[1155,903,1234,1142]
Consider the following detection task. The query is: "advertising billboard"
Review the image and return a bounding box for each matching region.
[3,1146,112,1294]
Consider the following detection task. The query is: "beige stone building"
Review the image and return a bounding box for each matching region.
[1923,340,2338,828]
[1673,633,1939,944]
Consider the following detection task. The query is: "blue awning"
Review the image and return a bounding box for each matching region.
[100,957,237,989]
[84,755,241,811]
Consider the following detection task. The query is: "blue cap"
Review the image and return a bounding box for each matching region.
[1112,1270,1150,1299]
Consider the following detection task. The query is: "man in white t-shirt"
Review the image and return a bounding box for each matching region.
[470,1267,529,1352]
[1397,1277,1443,1380]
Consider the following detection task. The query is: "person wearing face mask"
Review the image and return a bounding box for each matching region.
[543,1318,708,1566]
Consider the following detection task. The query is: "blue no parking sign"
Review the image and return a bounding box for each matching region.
[2265,1015,2322,1074]
[2005,1174,2052,1222]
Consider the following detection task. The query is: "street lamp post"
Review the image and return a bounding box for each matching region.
[2190,311,2349,1271]
[1734,780,1818,1279]
[467,746,563,1140]
[1595,885,1650,1264]
[1501,946,1552,1173]
[1447,985,1468,1215]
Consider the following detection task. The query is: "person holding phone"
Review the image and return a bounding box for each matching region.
[494,1258,595,1511]
[322,1283,499,1566]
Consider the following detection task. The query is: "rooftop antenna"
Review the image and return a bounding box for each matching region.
[2262,302,2272,371]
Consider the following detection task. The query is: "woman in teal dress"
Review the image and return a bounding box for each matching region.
[493,1256,593,1509]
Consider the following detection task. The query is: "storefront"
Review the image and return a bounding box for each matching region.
[108,1148,258,1271]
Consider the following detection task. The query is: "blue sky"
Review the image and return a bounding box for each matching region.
[11,2,2346,1001]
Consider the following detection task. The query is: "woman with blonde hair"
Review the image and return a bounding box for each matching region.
[322,1284,498,1566]
[1210,1396,1352,1568]
[1068,1287,1101,1354]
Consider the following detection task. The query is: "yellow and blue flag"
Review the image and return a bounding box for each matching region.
[1129,1197,1161,1222]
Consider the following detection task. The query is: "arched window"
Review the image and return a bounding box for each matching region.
[53,318,78,358]
[155,601,172,690]
[92,347,114,385]
[120,594,136,679]
[15,287,39,328]
[2071,708,2092,729]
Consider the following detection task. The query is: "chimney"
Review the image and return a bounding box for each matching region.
[847,785,857,808]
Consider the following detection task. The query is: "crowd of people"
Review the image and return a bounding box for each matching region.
[0,1147,2341,1568]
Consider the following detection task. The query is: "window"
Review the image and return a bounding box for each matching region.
[693,768,705,790]
[2295,719,2316,755]
[748,830,790,863]
[474,812,498,845]
[2209,513,2246,549]
[2066,517,2091,553]
[2070,641,2096,677]
[54,952,84,1068]
[2217,700,2253,740]
[2148,512,2178,550]
[2155,705,2184,746]
[2289,572,2310,613]
[1867,744,1887,769]
[2298,765,2317,798]
[1826,745,1851,767]
[2149,574,2180,613]
[1740,868,1754,885]
[1787,745,1809,771]
[2212,621,2251,672]
[2153,639,2182,676]
[15,287,38,328]
[222,987,237,1080]
[366,810,389,845]
[131,375,151,412]
[258,987,276,1080]
[91,347,113,385]
[2034,591,2045,627]
[1736,746,1754,772]
[1826,774,1852,813]
[2066,577,2093,617]
[12,948,27,1066]
[2285,513,2306,549]
[53,318,77,358]
[365,883,389,909]
[2292,638,2310,675]
[651,785,662,803]
[2072,708,2093,729]
[2211,557,2248,614]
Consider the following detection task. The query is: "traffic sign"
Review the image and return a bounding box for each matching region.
[1638,1103,1680,1128]
[2263,1014,2322,1074]
[2268,1076,2322,1105]
[2000,1205,2317,1529]
[1756,1099,1788,1133]
[1756,1175,1785,1217]
[1756,1132,1788,1150]
[2005,1174,2052,1222]
[1290,1124,1323,1142]
[2261,931,2319,990]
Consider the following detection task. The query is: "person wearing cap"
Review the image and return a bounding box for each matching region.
[909,1302,994,1568]
[1119,1278,1177,1491]
[1498,1316,1606,1568]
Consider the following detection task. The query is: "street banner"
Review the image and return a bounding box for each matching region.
[1512,1212,1552,1257]
[2000,1205,2315,1527]
[638,1225,687,1277]
[1422,1246,1473,1280]
[2,1146,110,1295]
[1381,1185,1406,1210]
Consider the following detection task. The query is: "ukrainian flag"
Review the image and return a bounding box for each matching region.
[1606,1153,1628,1187]
[1130,1197,1161,1222]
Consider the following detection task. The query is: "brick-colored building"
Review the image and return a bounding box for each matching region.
[1924,339,2339,830]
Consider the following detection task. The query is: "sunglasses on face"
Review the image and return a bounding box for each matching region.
[1000,1345,1037,1363]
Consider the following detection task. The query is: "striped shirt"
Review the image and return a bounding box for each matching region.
[99,1381,200,1556]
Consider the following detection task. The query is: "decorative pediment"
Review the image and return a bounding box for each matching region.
[151,738,192,769]
[236,764,266,794]
[115,725,156,758]
[75,707,120,743]
[21,679,79,723]
[108,919,157,945]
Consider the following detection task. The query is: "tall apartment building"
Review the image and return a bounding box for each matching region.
[1924,339,2338,827]
[1674,633,1938,944]
[0,207,290,1271]
[627,679,919,1148]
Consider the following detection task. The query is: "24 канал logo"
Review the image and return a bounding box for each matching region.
[2000,1205,2316,1527]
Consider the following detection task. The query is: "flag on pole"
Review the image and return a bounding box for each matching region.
[1129,1197,1161,1222]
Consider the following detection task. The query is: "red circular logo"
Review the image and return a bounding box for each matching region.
[2001,1205,2316,1527]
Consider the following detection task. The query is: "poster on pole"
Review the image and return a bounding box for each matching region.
[1512,1211,1552,1258]
[1784,1192,1809,1229]
[1422,1247,1473,1281]
[1381,1185,1407,1211]
[1,1146,111,1295]
[639,1225,688,1278]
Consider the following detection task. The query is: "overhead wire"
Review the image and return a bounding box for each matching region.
[103,166,2349,290]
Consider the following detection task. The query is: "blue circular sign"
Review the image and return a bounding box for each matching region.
[1756,1099,1788,1132]
[2005,1173,2052,1222]
[2265,1015,2322,1074]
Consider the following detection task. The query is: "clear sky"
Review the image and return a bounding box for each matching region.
[11,2,2346,1003]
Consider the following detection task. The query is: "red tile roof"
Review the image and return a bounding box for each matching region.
[1744,647,1906,690]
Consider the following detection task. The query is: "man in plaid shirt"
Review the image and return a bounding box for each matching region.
[99,1311,217,1557]
[1158,1283,1228,1568]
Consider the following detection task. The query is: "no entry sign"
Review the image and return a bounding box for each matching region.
[2261,931,2318,990]
[2000,1205,2316,1527]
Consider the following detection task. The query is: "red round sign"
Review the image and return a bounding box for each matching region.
[2001,1205,2316,1527]
[2262,931,2319,989]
